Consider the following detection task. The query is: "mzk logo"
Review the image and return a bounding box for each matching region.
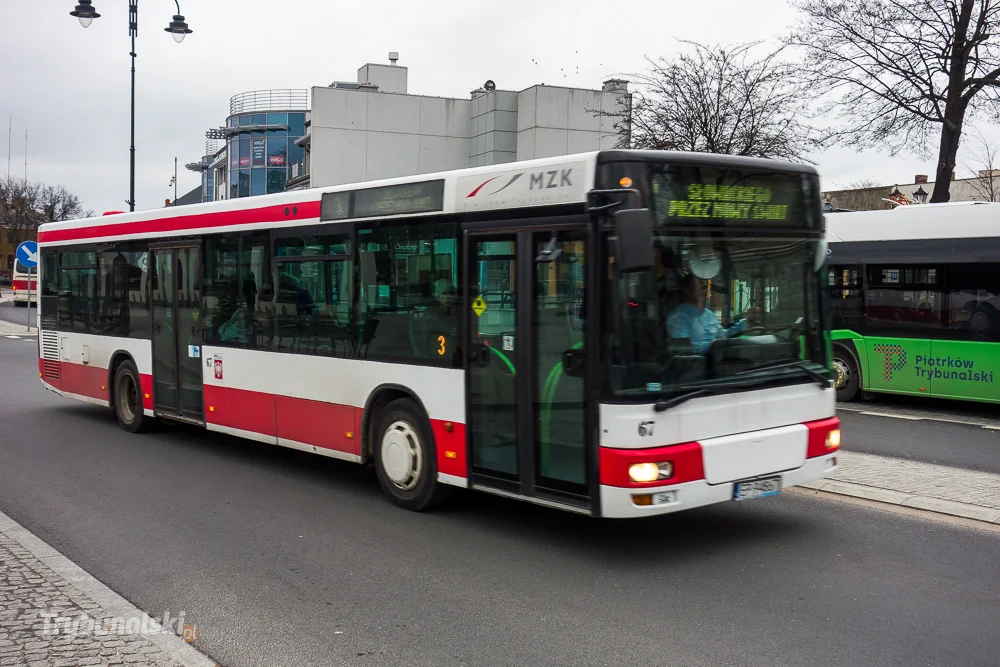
[872,343,995,384]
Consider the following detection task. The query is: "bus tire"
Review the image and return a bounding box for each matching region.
[832,346,860,402]
[113,360,152,433]
[373,398,447,511]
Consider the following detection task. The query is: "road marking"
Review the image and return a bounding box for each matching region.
[4,335,21,339]
[841,403,1000,431]
[857,411,924,420]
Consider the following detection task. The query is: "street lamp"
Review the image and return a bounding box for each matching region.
[913,185,928,204]
[69,1,192,212]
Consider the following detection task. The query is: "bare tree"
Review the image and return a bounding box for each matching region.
[38,185,86,223]
[598,41,821,161]
[963,127,1000,200]
[789,0,1000,203]
[0,178,89,251]
[0,177,43,249]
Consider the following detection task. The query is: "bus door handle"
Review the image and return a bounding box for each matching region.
[562,348,586,377]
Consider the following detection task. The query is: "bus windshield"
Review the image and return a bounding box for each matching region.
[604,167,827,398]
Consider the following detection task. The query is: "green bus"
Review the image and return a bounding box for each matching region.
[826,201,1000,403]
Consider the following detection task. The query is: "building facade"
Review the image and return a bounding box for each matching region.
[188,89,310,202]
[189,55,629,199]
[300,55,627,190]
[823,171,1000,211]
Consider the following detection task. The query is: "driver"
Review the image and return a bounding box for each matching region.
[668,274,748,354]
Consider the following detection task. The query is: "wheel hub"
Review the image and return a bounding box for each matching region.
[381,421,422,490]
[832,358,850,390]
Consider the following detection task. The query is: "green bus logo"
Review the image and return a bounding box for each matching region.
[873,344,907,382]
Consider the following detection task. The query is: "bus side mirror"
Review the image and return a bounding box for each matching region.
[614,208,655,273]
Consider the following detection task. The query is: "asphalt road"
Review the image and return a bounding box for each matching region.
[1,338,998,667]
[0,300,36,327]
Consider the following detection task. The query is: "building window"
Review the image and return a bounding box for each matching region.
[357,221,459,364]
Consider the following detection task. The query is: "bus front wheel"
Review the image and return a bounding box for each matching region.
[832,348,860,402]
[373,398,448,511]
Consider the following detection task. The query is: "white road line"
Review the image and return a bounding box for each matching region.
[844,406,1000,430]
[857,411,924,420]
[4,335,20,339]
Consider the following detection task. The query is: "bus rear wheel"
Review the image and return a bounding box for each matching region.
[373,398,447,511]
[113,360,152,433]
[832,348,860,402]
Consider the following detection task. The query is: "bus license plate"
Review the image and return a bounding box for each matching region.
[733,477,781,500]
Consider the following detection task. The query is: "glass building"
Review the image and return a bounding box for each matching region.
[190,90,309,202]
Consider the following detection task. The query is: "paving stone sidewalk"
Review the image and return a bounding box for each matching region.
[0,320,36,336]
[799,450,1000,524]
[0,512,214,667]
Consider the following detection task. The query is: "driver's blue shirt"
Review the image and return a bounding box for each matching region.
[667,303,746,354]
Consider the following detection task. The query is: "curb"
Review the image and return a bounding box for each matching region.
[0,509,218,667]
[797,479,1000,524]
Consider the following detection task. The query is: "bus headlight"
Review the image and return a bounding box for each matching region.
[826,429,841,450]
[628,462,674,483]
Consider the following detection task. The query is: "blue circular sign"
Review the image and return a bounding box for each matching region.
[15,241,38,269]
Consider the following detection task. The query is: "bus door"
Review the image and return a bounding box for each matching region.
[464,224,592,509]
[150,245,204,422]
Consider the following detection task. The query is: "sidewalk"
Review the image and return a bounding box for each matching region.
[798,450,1000,524]
[0,510,216,667]
[0,319,36,336]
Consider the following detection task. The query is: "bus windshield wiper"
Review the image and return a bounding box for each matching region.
[653,380,759,412]
[733,359,830,387]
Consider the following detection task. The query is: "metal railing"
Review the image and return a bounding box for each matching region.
[229,89,309,116]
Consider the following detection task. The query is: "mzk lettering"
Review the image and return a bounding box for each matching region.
[913,355,994,383]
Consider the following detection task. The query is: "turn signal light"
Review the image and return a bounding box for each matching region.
[628,461,674,483]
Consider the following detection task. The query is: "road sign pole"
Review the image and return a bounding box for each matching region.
[26,267,31,332]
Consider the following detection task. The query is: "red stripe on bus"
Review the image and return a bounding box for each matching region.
[202,385,277,437]
[275,394,360,456]
[599,442,705,488]
[38,200,322,243]
[431,419,467,478]
[60,362,110,403]
[12,280,36,290]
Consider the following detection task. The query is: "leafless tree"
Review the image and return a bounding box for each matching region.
[0,177,42,249]
[963,127,1000,200]
[789,0,1000,203]
[597,41,821,161]
[0,178,88,250]
[38,184,86,223]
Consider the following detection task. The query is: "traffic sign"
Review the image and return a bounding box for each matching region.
[471,295,487,317]
[15,241,38,269]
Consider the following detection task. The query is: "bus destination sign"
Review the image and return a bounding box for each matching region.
[320,179,445,221]
[667,184,788,222]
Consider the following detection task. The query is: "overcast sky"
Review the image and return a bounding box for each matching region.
[0,0,992,214]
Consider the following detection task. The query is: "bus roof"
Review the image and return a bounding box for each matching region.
[39,149,820,246]
[825,202,1000,243]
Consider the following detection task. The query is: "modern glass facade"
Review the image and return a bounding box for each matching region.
[226,111,307,199]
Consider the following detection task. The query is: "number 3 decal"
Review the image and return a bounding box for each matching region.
[437,335,446,356]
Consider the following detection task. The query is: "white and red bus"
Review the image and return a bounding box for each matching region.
[12,260,37,306]
[36,150,840,518]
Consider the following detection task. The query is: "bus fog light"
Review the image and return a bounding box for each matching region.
[632,490,677,507]
[826,429,841,450]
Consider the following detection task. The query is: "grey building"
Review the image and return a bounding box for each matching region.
[190,54,629,199]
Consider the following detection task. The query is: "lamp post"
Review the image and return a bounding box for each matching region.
[913,185,928,204]
[70,1,192,212]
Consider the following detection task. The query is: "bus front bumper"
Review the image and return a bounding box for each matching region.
[599,454,839,518]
